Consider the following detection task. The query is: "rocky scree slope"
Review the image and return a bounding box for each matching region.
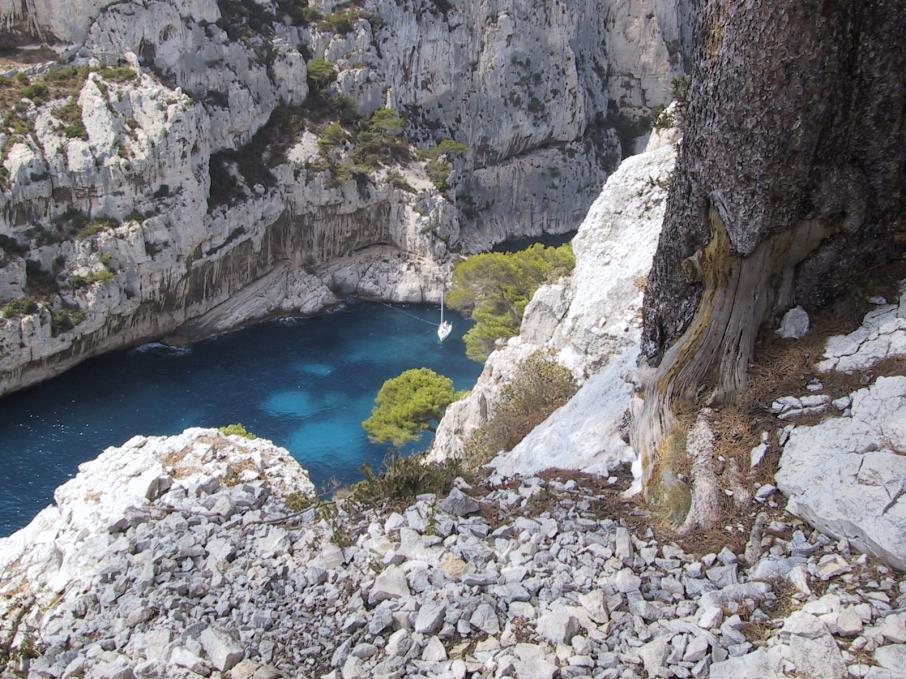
[1,428,905,678]
[0,0,689,397]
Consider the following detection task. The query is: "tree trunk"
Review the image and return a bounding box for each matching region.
[632,0,906,500]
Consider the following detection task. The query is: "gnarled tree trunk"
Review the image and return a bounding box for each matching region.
[631,0,906,513]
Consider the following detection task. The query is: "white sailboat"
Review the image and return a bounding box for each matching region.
[437,287,452,342]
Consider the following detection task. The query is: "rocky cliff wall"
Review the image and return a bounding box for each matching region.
[0,0,688,396]
[429,129,678,473]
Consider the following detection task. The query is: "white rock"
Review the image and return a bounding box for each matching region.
[875,644,906,670]
[536,606,580,644]
[776,376,906,570]
[421,637,447,662]
[385,630,411,657]
[833,607,864,636]
[683,635,709,663]
[470,603,500,636]
[879,613,906,644]
[368,565,410,605]
[0,428,313,621]
[777,306,810,339]
[577,590,609,624]
[430,143,678,467]
[698,606,723,629]
[414,602,447,635]
[818,283,906,373]
[710,648,784,679]
[750,443,769,468]
[638,635,670,677]
[614,568,642,593]
[512,643,558,679]
[199,628,244,672]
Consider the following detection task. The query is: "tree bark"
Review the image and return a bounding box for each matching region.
[632,0,906,499]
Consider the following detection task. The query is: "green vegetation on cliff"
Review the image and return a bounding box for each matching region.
[463,352,577,469]
[218,423,258,439]
[363,368,462,447]
[448,243,575,361]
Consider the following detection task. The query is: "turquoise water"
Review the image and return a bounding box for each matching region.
[0,302,481,537]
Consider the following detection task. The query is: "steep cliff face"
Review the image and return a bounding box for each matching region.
[632,0,906,520]
[429,130,678,471]
[0,0,688,396]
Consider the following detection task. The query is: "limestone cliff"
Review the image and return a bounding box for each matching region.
[429,126,678,475]
[0,0,689,396]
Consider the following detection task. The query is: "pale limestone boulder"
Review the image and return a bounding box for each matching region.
[777,305,810,339]
[776,376,906,570]
[818,282,906,373]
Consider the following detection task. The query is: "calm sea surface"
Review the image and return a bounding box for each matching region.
[0,302,480,536]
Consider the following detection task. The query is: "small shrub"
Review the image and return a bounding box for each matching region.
[76,217,119,240]
[463,353,578,469]
[218,423,257,439]
[417,138,469,161]
[348,453,464,508]
[350,108,409,168]
[301,7,323,23]
[319,8,359,34]
[23,83,48,101]
[317,122,348,153]
[53,99,87,140]
[0,234,27,257]
[425,158,451,192]
[307,58,337,91]
[26,259,58,296]
[70,268,113,289]
[365,13,383,31]
[330,93,359,124]
[96,66,137,83]
[50,306,85,336]
[285,490,311,512]
[1,296,39,319]
[653,106,676,130]
[419,139,468,193]
[672,75,690,108]
[386,169,415,193]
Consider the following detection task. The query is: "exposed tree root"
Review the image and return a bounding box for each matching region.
[631,207,830,529]
[677,409,720,535]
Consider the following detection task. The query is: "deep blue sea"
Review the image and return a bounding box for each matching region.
[493,230,576,253]
[0,302,481,536]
